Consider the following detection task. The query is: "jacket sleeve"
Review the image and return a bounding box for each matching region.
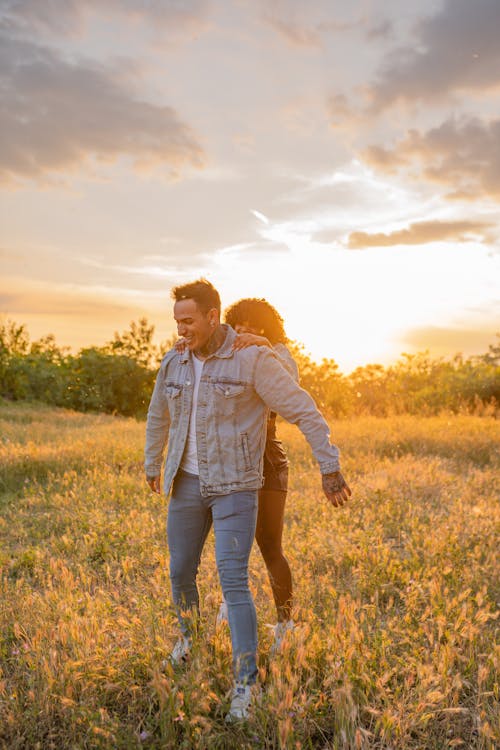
[144,350,175,476]
[252,347,340,473]
[273,343,299,382]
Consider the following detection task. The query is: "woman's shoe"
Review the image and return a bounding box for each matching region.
[270,619,294,655]
[161,636,191,669]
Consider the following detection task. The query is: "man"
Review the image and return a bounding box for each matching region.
[145,279,351,722]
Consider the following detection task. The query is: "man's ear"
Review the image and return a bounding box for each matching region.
[208,308,219,328]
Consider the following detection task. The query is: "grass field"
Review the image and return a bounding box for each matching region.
[0,401,498,749]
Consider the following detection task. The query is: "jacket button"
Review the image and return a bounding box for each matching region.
[186,381,191,385]
[225,388,230,395]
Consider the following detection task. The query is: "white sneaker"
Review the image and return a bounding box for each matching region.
[161,636,191,669]
[270,620,294,655]
[225,682,253,722]
[216,600,229,627]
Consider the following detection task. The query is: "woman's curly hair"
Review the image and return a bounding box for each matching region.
[224,298,287,345]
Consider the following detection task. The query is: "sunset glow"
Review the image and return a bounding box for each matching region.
[1,1,499,372]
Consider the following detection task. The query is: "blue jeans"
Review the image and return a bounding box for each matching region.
[167,470,258,684]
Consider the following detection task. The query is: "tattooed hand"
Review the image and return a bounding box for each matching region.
[146,474,161,494]
[322,471,351,508]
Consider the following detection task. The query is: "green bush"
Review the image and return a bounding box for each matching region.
[1,319,499,418]
[66,348,155,417]
[0,321,156,418]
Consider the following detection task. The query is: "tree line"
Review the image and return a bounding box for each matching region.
[1,318,498,418]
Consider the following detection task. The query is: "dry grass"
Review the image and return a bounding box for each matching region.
[0,402,498,749]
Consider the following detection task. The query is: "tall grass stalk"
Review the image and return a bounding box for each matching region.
[1,403,498,748]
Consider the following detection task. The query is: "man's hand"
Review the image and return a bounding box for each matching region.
[322,471,351,508]
[146,475,161,494]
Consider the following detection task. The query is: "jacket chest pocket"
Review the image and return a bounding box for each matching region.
[214,383,245,398]
[164,383,183,418]
[212,382,246,414]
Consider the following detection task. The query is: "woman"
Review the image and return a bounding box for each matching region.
[220,298,299,650]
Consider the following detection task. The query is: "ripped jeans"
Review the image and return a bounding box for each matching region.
[167,470,258,684]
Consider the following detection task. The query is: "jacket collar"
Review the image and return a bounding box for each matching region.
[210,324,236,359]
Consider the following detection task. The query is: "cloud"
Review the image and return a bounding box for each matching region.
[363,117,500,200]
[400,323,500,358]
[261,13,322,48]
[251,209,269,225]
[347,219,493,250]
[212,240,291,268]
[0,33,205,184]
[0,0,211,38]
[311,226,345,245]
[222,241,290,258]
[0,278,144,317]
[83,259,212,281]
[365,19,393,41]
[257,1,369,49]
[0,246,17,260]
[328,94,360,129]
[0,276,177,351]
[0,239,217,295]
[367,0,500,111]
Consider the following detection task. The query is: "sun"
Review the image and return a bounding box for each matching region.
[210,239,498,373]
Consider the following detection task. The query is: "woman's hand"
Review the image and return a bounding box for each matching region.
[175,338,188,353]
[232,332,271,351]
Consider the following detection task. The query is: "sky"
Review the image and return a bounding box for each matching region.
[1,0,499,373]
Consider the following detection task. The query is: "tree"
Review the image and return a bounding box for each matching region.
[106,318,160,368]
[0,320,30,356]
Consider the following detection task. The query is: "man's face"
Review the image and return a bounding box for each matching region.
[173,298,217,351]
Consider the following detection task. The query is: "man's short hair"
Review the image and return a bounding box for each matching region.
[171,278,221,315]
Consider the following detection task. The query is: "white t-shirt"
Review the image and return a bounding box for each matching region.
[180,354,204,475]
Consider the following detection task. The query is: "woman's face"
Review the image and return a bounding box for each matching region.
[234,321,261,335]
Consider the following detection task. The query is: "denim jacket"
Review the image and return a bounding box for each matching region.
[273,342,299,382]
[145,325,340,497]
